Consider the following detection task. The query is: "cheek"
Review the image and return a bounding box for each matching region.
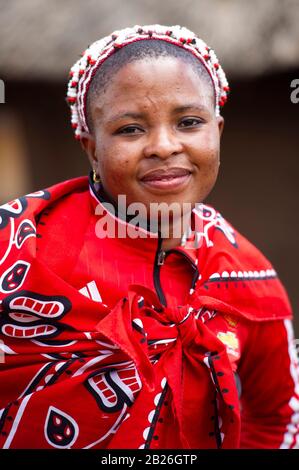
[197,127,220,166]
[192,137,220,172]
[201,157,220,186]
[95,142,132,186]
[191,131,220,198]
[200,146,220,186]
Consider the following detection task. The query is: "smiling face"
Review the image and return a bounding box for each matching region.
[82,56,224,214]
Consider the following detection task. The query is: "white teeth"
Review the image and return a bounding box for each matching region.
[230,271,237,278]
[254,271,260,278]
[221,271,229,278]
[243,271,249,278]
[266,269,272,277]
[260,270,266,277]
[248,271,254,278]
[237,271,244,278]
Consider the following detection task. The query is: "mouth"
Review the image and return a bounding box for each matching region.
[140,167,192,192]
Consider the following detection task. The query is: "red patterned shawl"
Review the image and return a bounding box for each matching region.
[0,177,292,449]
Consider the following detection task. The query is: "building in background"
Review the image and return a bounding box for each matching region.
[0,0,298,328]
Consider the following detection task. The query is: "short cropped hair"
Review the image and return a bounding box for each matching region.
[86,39,214,132]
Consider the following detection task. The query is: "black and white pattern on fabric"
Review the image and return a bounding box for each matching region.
[203,268,278,290]
[0,291,72,339]
[191,205,237,249]
[15,220,36,249]
[25,190,51,200]
[0,198,28,230]
[45,406,79,448]
[0,261,31,293]
[86,365,142,413]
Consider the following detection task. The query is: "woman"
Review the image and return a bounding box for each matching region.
[0,24,298,449]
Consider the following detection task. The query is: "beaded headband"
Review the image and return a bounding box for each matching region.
[66,24,230,140]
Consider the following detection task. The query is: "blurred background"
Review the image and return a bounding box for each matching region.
[0,0,298,331]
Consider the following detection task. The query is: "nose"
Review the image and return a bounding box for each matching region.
[143,126,183,160]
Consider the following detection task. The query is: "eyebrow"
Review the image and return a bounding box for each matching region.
[105,104,210,124]
[173,104,210,113]
[106,112,145,124]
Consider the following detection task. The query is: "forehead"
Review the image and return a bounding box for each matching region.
[90,56,215,117]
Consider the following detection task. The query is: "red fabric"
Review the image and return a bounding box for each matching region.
[0,176,296,449]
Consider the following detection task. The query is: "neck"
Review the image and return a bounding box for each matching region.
[161,236,183,251]
[93,179,193,251]
[160,211,192,252]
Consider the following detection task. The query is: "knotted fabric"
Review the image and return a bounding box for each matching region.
[0,177,291,448]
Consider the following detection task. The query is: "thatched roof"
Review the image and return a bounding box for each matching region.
[0,0,299,80]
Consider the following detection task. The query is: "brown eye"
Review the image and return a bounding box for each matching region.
[117,126,144,135]
[179,118,202,128]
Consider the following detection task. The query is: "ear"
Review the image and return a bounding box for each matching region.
[80,133,97,168]
[216,115,225,139]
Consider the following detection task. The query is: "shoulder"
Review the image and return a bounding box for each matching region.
[0,176,89,253]
[193,202,275,270]
[0,176,91,286]
[0,176,89,226]
[192,203,292,322]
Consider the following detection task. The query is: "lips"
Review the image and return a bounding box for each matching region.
[141,167,192,182]
[139,167,192,192]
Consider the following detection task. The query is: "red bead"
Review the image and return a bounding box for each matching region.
[67,97,76,103]
[71,81,77,88]
[214,63,219,70]
[71,122,78,129]
[204,54,210,60]
[79,69,84,75]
